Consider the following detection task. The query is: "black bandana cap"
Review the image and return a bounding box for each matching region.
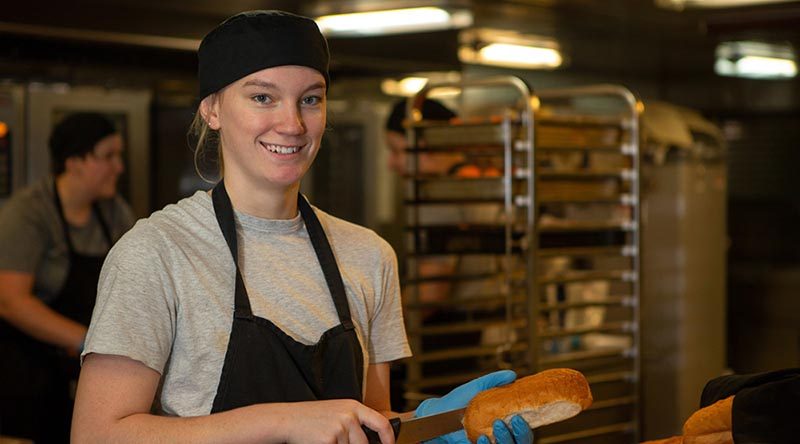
[198,10,330,100]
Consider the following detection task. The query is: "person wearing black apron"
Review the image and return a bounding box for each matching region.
[209,181,365,410]
[72,11,531,444]
[0,113,131,442]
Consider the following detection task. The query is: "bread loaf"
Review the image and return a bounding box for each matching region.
[640,437,684,444]
[682,396,733,437]
[641,395,734,444]
[683,431,733,444]
[463,368,592,442]
[640,430,732,444]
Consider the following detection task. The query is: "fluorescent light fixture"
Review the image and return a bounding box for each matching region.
[656,0,796,9]
[381,77,428,97]
[478,43,562,67]
[381,72,462,97]
[315,7,473,36]
[715,41,797,79]
[459,28,563,69]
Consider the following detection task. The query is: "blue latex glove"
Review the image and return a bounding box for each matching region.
[476,416,533,444]
[414,370,532,443]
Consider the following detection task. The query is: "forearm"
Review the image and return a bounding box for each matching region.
[0,292,86,350]
[74,403,293,444]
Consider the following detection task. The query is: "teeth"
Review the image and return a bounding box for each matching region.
[264,143,300,154]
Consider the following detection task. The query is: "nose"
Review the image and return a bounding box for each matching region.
[276,103,306,136]
[111,153,125,175]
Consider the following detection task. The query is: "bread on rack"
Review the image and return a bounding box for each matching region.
[463,368,592,442]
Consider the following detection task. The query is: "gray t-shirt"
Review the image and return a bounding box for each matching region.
[84,191,411,416]
[0,176,135,303]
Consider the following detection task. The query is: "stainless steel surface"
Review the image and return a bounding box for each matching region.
[395,407,466,444]
[0,21,199,51]
[639,105,727,438]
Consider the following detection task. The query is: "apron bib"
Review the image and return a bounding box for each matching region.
[209,181,364,412]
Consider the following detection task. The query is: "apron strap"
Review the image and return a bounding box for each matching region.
[211,181,354,327]
[297,194,354,328]
[211,181,253,319]
[92,202,114,248]
[52,179,113,252]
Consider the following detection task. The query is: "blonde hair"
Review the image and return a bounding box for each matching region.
[188,97,223,182]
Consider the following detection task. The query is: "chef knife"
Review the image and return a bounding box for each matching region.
[362,407,466,444]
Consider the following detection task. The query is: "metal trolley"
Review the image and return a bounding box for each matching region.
[401,79,642,444]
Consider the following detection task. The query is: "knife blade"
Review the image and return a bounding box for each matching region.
[362,407,466,444]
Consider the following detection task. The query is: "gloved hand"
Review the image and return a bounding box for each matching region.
[476,416,533,444]
[415,370,533,443]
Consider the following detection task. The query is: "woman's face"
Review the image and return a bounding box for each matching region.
[71,133,125,199]
[204,65,326,192]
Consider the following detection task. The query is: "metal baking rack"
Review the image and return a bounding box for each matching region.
[400,80,641,444]
[533,85,642,444]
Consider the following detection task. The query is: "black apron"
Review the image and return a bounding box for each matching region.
[209,181,364,412]
[0,180,112,443]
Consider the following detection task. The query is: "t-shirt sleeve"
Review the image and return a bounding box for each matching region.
[367,238,411,364]
[82,223,177,374]
[0,193,50,273]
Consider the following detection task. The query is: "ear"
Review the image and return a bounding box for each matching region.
[63,155,85,175]
[199,94,221,130]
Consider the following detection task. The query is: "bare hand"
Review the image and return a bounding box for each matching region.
[279,399,395,444]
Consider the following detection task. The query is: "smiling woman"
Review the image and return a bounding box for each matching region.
[69,10,529,444]
[70,11,411,444]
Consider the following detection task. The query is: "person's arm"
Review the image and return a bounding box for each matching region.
[72,353,396,444]
[414,257,457,318]
[0,270,86,353]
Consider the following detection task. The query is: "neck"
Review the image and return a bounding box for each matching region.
[223,174,299,220]
[56,174,95,225]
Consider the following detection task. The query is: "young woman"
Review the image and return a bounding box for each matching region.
[0,113,134,442]
[72,11,533,444]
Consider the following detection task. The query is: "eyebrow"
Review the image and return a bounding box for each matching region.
[242,80,278,89]
[241,80,326,93]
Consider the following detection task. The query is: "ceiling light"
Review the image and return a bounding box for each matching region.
[656,0,796,9]
[459,29,563,69]
[315,7,473,37]
[715,41,797,79]
[381,77,428,97]
[381,72,462,97]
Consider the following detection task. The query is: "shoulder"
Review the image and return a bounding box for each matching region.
[313,206,396,263]
[107,191,221,266]
[0,177,54,225]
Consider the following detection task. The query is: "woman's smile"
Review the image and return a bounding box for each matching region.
[261,141,303,155]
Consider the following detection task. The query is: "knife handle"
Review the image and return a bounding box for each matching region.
[362,417,402,443]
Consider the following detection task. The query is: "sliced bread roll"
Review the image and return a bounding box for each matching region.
[463,368,592,442]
